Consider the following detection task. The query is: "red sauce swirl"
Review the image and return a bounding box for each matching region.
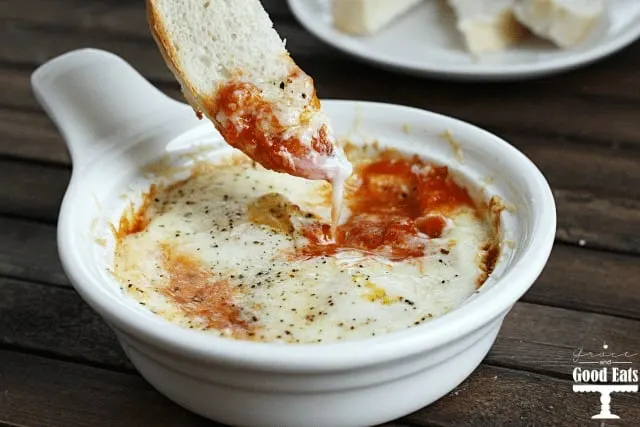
[298,153,474,260]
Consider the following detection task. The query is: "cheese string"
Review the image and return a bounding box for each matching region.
[330,175,346,241]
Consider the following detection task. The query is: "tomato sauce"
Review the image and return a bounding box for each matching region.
[112,184,157,242]
[159,244,253,337]
[209,81,335,180]
[298,153,474,261]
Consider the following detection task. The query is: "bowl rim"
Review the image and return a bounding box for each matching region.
[57,100,556,372]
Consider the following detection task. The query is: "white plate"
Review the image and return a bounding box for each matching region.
[287,0,640,81]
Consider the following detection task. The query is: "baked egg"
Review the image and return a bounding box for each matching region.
[112,143,502,343]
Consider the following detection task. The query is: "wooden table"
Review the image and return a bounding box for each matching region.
[1,1,639,426]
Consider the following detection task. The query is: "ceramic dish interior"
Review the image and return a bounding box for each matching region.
[64,109,542,365]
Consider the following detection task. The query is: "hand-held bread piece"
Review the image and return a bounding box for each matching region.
[146,0,353,187]
[513,0,607,48]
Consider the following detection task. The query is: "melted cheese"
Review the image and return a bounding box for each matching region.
[113,148,498,344]
[211,71,352,231]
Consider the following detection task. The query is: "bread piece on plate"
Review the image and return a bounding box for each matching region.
[513,0,607,48]
[146,0,352,184]
[447,0,528,55]
[332,0,424,35]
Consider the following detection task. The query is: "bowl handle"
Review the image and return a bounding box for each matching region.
[31,48,199,167]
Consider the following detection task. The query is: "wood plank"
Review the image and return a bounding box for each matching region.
[5,104,640,199]
[0,108,70,164]
[0,0,295,39]
[499,131,640,200]
[0,65,182,113]
[555,189,640,254]
[0,217,67,287]
[403,364,640,427]
[488,302,640,377]
[0,66,35,111]
[0,21,173,81]
[4,48,640,152]
[311,64,640,148]
[2,214,639,320]
[0,276,131,370]
[0,159,69,222]
[2,41,640,153]
[0,0,153,39]
[2,0,640,102]
[6,106,640,200]
[3,272,639,380]
[1,349,638,427]
[3,54,640,135]
[0,20,329,83]
[526,245,640,320]
[0,350,216,427]
[419,92,640,151]
[1,138,639,255]
[2,267,639,425]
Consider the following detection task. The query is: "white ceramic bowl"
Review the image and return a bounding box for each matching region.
[32,49,556,427]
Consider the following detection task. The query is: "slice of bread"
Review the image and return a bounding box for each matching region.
[447,0,528,55]
[332,0,424,35]
[147,0,352,183]
[513,0,607,48]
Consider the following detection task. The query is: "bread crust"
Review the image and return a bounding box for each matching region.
[145,0,351,183]
[146,0,206,119]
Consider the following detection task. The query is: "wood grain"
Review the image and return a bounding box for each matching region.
[0,108,70,164]
[3,105,640,200]
[0,4,639,151]
[526,244,640,320]
[2,270,639,380]
[1,0,640,100]
[0,0,295,39]
[0,350,216,427]
[4,57,640,156]
[403,364,640,427]
[0,216,67,287]
[0,276,131,370]
[0,20,327,81]
[0,348,637,427]
[0,159,69,222]
[3,47,640,153]
[555,189,640,254]
[1,141,638,254]
[1,214,639,320]
[489,302,640,377]
[504,133,640,200]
